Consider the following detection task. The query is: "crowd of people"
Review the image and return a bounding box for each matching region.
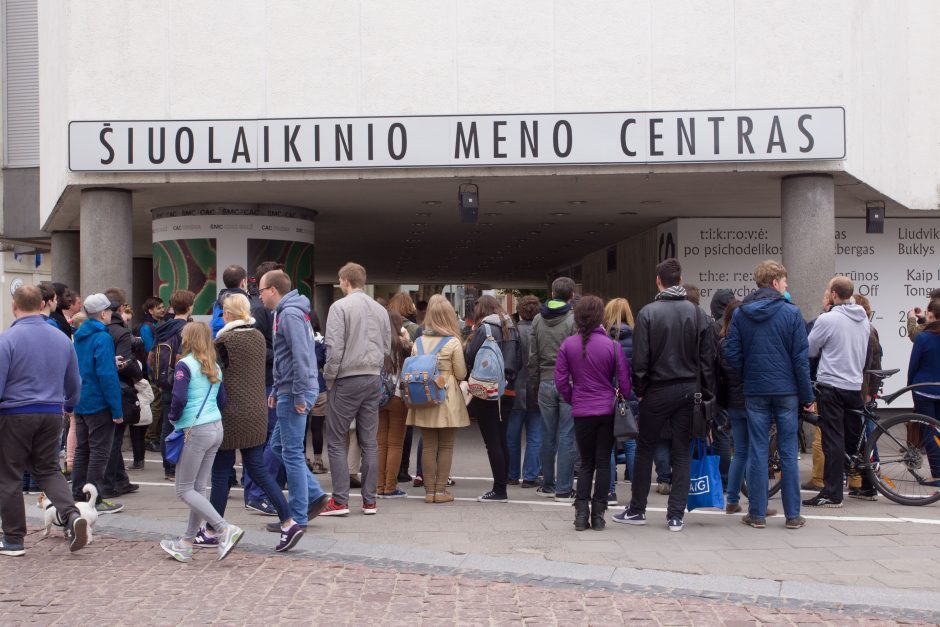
[2,256,939,560]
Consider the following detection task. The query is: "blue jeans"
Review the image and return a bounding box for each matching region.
[726,407,749,505]
[653,440,671,483]
[507,408,542,482]
[210,445,290,523]
[537,381,575,494]
[745,395,801,519]
[243,385,283,504]
[912,395,940,479]
[272,392,325,525]
[610,440,636,491]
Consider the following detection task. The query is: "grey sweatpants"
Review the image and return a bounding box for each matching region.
[326,375,380,505]
[175,420,226,540]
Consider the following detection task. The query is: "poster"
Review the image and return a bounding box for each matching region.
[152,238,217,315]
[670,218,940,398]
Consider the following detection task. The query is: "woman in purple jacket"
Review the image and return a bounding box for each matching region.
[555,295,632,531]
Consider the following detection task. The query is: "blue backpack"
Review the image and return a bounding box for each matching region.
[467,323,506,401]
[401,336,452,408]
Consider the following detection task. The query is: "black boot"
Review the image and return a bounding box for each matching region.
[574,499,590,531]
[591,499,607,531]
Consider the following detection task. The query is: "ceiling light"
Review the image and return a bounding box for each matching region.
[550,212,570,217]
[528,230,541,235]
[573,238,583,243]
[539,222,555,227]
[586,230,597,235]
[568,200,588,205]
[496,200,516,205]
[415,212,432,217]
[480,222,494,227]
[422,200,441,206]
[599,222,614,227]
[412,221,427,226]
[484,212,502,217]
[640,200,661,205]
[619,211,638,216]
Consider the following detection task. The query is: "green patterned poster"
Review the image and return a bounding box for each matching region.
[153,239,218,314]
[247,240,314,299]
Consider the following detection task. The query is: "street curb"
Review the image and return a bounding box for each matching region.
[44,511,940,622]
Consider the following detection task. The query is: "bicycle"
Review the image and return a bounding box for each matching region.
[742,369,940,506]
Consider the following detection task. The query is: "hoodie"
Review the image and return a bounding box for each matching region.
[724,287,813,403]
[211,287,250,337]
[807,303,871,391]
[527,300,576,382]
[73,319,123,418]
[710,289,736,322]
[272,290,319,407]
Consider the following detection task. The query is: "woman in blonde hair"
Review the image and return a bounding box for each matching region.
[603,298,638,504]
[160,322,244,563]
[405,295,470,503]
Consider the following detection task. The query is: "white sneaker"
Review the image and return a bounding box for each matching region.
[216,524,244,561]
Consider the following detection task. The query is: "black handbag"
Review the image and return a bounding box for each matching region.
[691,324,715,440]
[610,341,638,440]
[120,381,141,426]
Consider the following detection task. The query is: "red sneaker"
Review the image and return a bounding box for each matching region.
[320,497,349,517]
[361,502,377,515]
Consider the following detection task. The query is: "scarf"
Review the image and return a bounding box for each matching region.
[655,285,688,301]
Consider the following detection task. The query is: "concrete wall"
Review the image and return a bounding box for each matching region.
[39,1,940,225]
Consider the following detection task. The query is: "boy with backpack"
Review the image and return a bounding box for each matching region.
[148,290,194,481]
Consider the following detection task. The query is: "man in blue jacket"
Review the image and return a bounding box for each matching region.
[71,293,125,514]
[259,270,328,528]
[725,260,814,530]
[0,286,87,556]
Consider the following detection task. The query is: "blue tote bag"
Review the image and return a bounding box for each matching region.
[687,438,725,511]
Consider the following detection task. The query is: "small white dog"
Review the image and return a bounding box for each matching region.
[38,483,99,544]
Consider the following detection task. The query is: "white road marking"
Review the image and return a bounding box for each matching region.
[127,481,940,525]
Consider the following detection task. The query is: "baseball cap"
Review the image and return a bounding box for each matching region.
[84,293,112,315]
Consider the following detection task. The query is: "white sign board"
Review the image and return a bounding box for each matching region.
[69,107,845,172]
[665,218,940,399]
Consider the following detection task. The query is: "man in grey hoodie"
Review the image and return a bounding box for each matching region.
[805,276,872,507]
[527,277,577,502]
[321,262,390,516]
[259,270,328,528]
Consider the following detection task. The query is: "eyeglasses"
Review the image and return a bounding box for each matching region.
[259,285,275,294]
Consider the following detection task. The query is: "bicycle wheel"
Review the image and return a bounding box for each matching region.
[865,413,940,506]
[741,429,783,498]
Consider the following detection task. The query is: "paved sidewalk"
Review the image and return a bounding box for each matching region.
[97,426,940,596]
[1,530,934,626]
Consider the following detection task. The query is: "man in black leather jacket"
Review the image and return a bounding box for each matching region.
[613,258,714,532]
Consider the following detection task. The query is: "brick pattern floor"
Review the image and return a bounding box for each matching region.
[0,530,930,626]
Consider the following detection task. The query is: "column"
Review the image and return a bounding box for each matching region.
[781,174,834,320]
[51,231,80,290]
[80,188,133,300]
[132,257,154,312]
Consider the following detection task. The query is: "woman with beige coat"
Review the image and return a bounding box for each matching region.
[405,295,470,503]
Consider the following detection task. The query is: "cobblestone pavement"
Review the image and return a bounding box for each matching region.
[0,529,933,626]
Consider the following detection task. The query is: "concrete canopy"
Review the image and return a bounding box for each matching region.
[44,166,919,286]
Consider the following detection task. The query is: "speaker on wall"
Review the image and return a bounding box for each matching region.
[866,201,884,234]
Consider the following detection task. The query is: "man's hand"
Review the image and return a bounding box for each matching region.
[113,418,124,425]
[268,396,276,409]
[295,403,306,414]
